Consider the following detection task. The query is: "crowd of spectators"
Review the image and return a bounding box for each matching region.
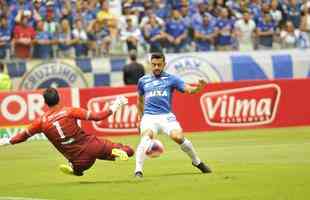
[0,0,310,59]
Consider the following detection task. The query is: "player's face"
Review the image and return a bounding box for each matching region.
[151,58,165,76]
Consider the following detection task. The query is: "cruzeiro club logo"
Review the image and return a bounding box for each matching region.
[165,55,222,83]
[19,61,88,90]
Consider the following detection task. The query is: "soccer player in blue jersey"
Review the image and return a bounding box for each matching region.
[134,53,212,178]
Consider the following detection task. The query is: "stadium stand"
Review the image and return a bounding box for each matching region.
[0,0,309,59]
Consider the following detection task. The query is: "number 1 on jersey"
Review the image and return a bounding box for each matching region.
[53,121,66,139]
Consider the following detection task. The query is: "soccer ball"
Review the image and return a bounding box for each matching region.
[146,139,164,158]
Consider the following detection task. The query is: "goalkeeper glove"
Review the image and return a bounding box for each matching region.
[0,138,11,146]
[109,96,128,113]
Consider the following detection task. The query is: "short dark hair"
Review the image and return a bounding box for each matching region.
[43,88,60,107]
[129,52,137,61]
[151,53,165,62]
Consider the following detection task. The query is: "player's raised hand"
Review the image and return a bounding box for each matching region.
[110,96,128,112]
[117,96,128,106]
[0,138,11,146]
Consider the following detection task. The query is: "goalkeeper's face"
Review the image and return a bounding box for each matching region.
[151,58,165,77]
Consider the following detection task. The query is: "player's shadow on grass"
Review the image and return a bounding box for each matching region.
[30,179,148,188]
[148,172,202,178]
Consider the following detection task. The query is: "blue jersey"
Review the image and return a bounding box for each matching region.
[215,18,234,45]
[165,19,187,38]
[286,4,302,28]
[0,27,11,46]
[257,21,275,47]
[82,10,96,23]
[148,26,162,49]
[195,23,215,51]
[137,72,185,115]
[33,31,52,59]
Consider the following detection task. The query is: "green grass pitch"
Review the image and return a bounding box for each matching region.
[0,126,310,200]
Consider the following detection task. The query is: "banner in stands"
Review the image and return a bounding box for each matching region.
[165,49,310,83]
[4,49,310,90]
[1,79,310,138]
[18,60,89,90]
[6,57,128,90]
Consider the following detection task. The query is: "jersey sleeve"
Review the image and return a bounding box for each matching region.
[172,75,185,93]
[256,22,263,31]
[69,107,112,121]
[69,107,89,119]
[137,78,145,96]
[9,118,41,144]
[26,118,42,136]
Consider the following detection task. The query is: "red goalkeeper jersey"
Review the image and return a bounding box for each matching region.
[11,105,111,161]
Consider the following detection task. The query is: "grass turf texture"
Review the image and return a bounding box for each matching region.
[0,126,310,200]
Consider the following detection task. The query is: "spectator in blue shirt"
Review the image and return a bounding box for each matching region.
[285,0,302,28]
[215,8,235,51]
[80,0,96,25]
[87,20,111,56]
[249,0,263,23]
[60,5,74,28]
[175,0,196,17]
[9,0,33,20]
[143,15,166,53]
[256,13,276,49]
[5,0,17,6]
[194,13,216,52]
[33,20,53,59]
[0,16,12,59]
[164,8,188,53]
[178,1,194,28]
[154,0,170,20]
[192,2,209,30]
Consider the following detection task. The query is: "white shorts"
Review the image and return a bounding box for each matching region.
[140,113,182,136]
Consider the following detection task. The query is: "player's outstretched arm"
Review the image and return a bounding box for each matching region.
[184,80,207,94]
[8,130,32,144]
[0,120,41,146]
[70,96,128,121]
[0,131,34,146]
[70,107,113,121]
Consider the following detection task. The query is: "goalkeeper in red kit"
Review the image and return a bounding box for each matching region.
[0,88,134,176]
